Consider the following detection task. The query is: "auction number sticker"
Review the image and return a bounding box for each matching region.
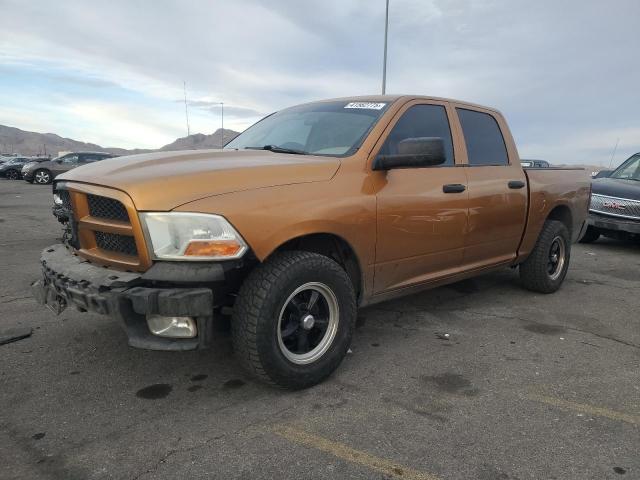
[344,102,386,110]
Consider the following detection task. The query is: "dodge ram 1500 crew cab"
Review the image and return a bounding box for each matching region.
[32,95,591,389]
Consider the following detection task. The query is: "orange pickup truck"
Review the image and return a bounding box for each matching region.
[33,95,590,388]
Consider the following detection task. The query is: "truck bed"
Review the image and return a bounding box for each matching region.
[518,167,591,258]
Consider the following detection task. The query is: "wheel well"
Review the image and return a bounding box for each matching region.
[272,233,362,299]
[547,205,572,235]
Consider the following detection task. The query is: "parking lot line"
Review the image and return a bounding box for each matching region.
[273,425,440,480]
[526,393,639,426]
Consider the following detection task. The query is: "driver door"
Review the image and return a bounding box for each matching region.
[372,101,469,294]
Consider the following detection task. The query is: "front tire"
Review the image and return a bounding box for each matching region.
[579,226,600,243]
[519,220,571,293]
[34,169,52,184]
[232,251,356,389]
[6,169,19,180]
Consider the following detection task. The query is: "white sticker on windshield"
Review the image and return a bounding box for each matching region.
[344,102,386,110]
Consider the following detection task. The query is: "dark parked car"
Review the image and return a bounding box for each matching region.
[0,157,33,179]
[23,152,116,184]
[581,152,640,243]
[521,159,550,168]
[20,156,50,178]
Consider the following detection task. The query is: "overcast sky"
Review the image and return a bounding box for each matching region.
[1,0,639,165]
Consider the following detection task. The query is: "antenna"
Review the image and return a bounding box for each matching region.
[381,0,389,94]
[183,80,191,137]
[608,137,620,168]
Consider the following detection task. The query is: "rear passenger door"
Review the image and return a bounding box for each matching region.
[373,101,469,293]
[455,107,528,268]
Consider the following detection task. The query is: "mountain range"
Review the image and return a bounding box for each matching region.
[0,125,240,157]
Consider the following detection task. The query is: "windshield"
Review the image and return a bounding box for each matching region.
[610,154,640,181]
[225,100,391,156]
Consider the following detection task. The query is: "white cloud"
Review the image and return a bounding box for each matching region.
[0,0,638,161]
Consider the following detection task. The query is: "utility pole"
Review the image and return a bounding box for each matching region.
[381,0,389,94]
[183,80,191,137]
[220,102,224,148]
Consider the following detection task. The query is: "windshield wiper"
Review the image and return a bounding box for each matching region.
[244,145,307,155]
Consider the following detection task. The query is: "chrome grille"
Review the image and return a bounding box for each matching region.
[87,194,129,222]
[590,194,640,220]
[94,231,138,256]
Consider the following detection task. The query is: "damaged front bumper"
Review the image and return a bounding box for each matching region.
[31,244,215,351]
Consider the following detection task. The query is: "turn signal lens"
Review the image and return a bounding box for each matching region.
[183,240,243,257]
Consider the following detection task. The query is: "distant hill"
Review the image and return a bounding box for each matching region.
[0,124,240,157]
[160,129,239,151]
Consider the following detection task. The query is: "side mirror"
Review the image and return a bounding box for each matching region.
[373,137,446,171]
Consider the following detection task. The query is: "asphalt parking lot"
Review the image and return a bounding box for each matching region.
[1,178,638,480]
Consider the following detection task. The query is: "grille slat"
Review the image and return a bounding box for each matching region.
[87,194,129,222]
[590,194,640,220]
[94,231,138,256]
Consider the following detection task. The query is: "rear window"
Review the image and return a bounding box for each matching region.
[457,108,509,166]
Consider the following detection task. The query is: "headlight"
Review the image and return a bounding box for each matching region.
[139,212,248,261]
[53,193,63,205]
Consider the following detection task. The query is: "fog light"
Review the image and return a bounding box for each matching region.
[146,315,197,338]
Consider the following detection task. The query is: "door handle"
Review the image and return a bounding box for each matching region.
[443,184,466,193]
[508,180,526,189]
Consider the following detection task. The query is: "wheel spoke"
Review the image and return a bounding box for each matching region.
[307,290,320,311]
[281,320,299,338]
[289,296,304,314]
[313,316,329,330]
[297,329,309,353]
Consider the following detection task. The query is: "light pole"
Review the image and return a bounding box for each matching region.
[220,102,224,148]
[381,0,389,94]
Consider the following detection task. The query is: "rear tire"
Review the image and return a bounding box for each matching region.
[6,169,19,180]
[232,251,356,389]
[579,226,600,243]
[34,169,52,184]
[519,220,571,294]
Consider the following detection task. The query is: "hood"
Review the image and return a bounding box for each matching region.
[0,162,21,171]
[57,149,341,210]
[592,177,640,201]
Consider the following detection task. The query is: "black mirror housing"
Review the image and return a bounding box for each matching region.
[373,137,446,171]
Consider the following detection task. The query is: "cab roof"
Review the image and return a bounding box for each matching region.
[304,95,502,115]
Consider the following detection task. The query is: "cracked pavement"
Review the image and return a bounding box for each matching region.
[1,179,639,479]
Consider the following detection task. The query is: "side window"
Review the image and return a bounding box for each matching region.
[61,154,79,164]
[378,104,455,166]
[456,108,509,166]
[82,154,103,163]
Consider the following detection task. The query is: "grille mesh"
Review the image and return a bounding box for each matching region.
[590,194,640,220]
[87,194,129,222]
[94,231,138,256]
